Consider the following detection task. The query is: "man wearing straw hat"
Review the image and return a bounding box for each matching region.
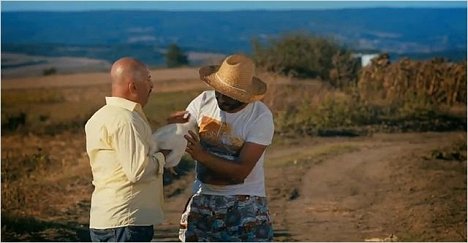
[179,54,275,241]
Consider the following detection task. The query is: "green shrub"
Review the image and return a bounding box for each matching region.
[396,93,438,119]
[252,33,358,87]
[165,43,189,68]
[274,92,373,135]
[1,112,27,131]
[42,67,57,76]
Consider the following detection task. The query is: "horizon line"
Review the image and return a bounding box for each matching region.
[3,6,467,13]
[2,1,467,12]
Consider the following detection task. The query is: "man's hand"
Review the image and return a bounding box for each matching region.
[167,167,178,175]
[167,111,190,124]
[184,130,207,162]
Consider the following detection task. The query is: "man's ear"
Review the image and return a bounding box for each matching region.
[128,81,137,94]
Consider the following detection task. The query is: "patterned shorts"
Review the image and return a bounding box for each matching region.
[179,194,274,242]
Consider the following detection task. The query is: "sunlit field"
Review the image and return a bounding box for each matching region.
[1,64,466,241]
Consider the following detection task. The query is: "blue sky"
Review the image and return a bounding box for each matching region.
[2,1,467,12]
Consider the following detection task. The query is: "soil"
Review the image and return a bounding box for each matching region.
[155,132,467,242]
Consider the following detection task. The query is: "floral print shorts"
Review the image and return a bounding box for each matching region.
[179,194,274,242]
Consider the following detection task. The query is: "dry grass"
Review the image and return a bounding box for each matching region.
[266,140,360,167]
[1,132,90,215]
[1,67,199,89]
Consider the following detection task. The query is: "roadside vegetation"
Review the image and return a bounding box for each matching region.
[253,33,466,137]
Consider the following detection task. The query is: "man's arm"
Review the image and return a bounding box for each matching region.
[114,121,170,183]
[185,130,267,182]
[166,111,190,124]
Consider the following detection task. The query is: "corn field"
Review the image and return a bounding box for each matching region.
[358,54,467,106]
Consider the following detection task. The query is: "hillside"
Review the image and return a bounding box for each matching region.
[2,8,467,67]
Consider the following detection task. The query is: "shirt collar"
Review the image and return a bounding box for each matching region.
[105,97,142,112]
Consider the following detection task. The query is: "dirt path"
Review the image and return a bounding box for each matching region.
[267,132,466,242]
[274,141,410,241]
[154,132,466,242]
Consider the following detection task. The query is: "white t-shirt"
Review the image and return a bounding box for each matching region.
[186,90,274,197]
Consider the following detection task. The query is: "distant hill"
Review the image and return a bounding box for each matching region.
[2,8,467,67]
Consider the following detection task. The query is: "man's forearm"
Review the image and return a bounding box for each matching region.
[198,152,249,183]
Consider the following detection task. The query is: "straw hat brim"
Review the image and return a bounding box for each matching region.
[199,65,267,103]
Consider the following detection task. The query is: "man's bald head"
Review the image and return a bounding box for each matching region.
[110,57,153,107]
[111,57,147,85]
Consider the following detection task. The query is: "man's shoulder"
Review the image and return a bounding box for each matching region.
[192,90,216,106]
[87,104,134,126]
[200,90,215,100]
[101,104,134,116]
[252,101,273,117]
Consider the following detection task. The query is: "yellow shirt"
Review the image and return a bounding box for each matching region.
[85,97,165,229]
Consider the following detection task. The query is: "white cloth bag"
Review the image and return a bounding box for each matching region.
[152,116,197,168]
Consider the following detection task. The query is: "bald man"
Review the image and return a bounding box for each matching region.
[85,57,184,241]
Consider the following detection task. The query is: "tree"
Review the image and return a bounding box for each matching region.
[252,33,356,84]
[42,67,57,76]
[165,43,189,68]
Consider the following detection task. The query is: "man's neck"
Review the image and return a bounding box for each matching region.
[223,103,249,113]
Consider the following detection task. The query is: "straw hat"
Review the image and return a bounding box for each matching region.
[199,54,267,103]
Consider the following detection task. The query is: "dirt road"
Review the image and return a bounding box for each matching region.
[155,132,466,242]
